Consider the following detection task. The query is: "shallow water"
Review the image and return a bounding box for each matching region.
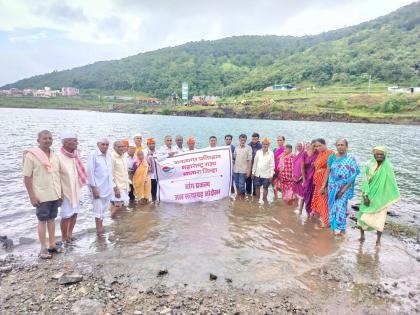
[0,108,419,290]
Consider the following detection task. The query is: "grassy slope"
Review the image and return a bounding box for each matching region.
[2,84,418,124]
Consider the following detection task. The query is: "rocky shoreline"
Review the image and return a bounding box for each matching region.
[1,224,420,315]
[135,108,420,125]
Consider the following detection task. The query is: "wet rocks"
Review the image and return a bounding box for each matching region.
[388,210,400,217]
[209,273,218,281]
[18,236,35,245]
[157,269,169,277]
[0,265,13,273]
[57,273,83,285]
[0,235,14,249]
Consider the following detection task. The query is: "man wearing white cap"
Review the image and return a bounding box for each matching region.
[111,140,130,217]
[58,132,87,244]
[133,134,143,154]
[87,138,114,235]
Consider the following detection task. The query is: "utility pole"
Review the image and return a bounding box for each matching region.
[368,74,371,94]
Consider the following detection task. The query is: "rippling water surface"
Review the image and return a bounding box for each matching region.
[0,108,419,288]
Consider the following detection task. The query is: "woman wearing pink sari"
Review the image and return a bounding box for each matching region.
[278,144,295,204]
[272,135,285,199]
[302,141,318,216]
[293,142,305,213]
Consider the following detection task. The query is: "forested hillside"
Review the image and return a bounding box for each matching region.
[3,2,419,98]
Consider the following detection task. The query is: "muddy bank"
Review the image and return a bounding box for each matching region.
[128,107,420,125]
[1,218,420,315]
[2,104,419,125]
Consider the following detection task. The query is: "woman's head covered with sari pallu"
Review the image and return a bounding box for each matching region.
[360,146,400,214]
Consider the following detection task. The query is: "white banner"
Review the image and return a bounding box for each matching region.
[156,146,232,203]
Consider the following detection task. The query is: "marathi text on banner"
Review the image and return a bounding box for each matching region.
[155,147,232,203]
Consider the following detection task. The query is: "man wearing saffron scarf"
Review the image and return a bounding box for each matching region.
[23,130,63,258]
[87,138,114,235]
[58,132,87,245]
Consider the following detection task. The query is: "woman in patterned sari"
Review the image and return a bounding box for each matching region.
[302,141,318,216]
[358,146,400,247]
[278,144,295,204]
[293,142,305,213]
[272,135,285,199]
[323,139,360,234]
[311,139,334,227]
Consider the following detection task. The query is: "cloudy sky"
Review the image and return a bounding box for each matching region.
[0,0,415,86]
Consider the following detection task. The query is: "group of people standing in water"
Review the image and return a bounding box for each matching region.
[22,130,400,259]
[266,136,400,247]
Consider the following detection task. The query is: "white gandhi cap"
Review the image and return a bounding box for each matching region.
[60,131,78,140]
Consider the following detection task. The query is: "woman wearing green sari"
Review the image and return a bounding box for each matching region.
[358,146,400,247]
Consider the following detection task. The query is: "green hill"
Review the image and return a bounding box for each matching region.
[3,2,419,98]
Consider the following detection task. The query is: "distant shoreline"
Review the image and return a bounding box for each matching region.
[1,104,419,125]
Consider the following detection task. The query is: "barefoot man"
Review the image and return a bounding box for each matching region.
[23,130,64,259]
[58,132,87,245]
[111,141,130,217]
[87,138,114,235]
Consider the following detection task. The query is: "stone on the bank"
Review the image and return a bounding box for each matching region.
[71,298,103,315]
[18,237,35,245]
[159,307,172,314]
[0,265,13,273]
[209,273,218,280]
[51,272,65,280]
[58,273,83,285]
[157,269,168,277]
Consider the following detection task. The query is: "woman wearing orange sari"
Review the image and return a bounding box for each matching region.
[311,139,334,227]
[132,150,151,204]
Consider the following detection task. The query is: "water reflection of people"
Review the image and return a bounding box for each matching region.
[358,146,400,247]
[355,244,380,285]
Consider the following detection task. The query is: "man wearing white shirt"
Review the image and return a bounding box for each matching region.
[252,138,274,200]
[144,138,158,201]
[87,138,114,235]
[157,135,179,160]
[175,135,185,153]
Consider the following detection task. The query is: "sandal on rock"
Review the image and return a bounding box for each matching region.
[39,248,52,259]
[48,246,64,254]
